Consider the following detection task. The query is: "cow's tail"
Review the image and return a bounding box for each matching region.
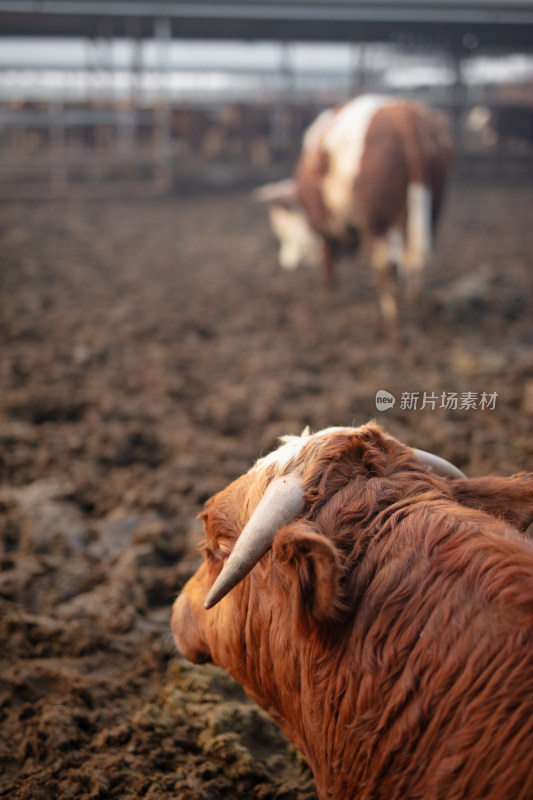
[401,181,432,317]
[395,102,433,282]
[400,104,434,313]
[406,181,432,274]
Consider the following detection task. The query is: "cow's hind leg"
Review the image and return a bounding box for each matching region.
[371,237,400,344]
[403,259,425,331]
[322,239,336,290]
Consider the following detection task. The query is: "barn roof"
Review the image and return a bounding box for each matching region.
[0,0,532,53]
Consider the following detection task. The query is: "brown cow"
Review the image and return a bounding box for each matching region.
[255,96,454,340]
[172,423,533,799]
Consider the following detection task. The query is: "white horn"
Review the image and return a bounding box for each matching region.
[252,178,298,203]
[204,473,304,610]
[413,448,466,479]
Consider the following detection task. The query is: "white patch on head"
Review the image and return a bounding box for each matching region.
[268,205,322,270]
[254,426,358,473]
[255,433,311,472]
[317,95,399,226]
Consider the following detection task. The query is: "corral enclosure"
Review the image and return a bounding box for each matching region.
[1,4,533,799]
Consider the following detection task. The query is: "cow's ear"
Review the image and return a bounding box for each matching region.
[452,474,533,534]
[272,521,345,632]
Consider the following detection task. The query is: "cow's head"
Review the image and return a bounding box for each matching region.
[253,179,323,271]
[172,424,533,792]
[171,424,466,678]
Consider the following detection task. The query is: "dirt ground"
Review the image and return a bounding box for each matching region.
[1,172,532,799]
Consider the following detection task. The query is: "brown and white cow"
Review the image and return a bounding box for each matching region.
[255,96,454,339]
[172,423,533,800]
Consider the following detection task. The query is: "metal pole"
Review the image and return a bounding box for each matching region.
[50,101,67,193]
[153,16,172,192]
[450,48,467,156]
[272,41,293,161]
[351,42,367,96]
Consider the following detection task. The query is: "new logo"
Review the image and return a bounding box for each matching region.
[375,390,396,411]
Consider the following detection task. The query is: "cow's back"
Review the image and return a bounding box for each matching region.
[355,100,453,237]
[295,97,453,242]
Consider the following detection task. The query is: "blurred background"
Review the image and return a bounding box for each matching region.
[0,0,533,195]
[1,3,532,799]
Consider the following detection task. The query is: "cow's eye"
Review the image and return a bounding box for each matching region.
[218,537,232,557]
[204,544,227,565]
[201,534,232,566]
[213,542,232,562]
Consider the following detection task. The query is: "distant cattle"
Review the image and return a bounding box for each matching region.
[173,423,533,800]
[468,103,533,150]
[255,96,454,340]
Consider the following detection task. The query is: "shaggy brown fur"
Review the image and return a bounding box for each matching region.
[172,424,533,800]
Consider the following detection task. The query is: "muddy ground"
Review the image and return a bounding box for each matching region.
[1,172,532,799]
